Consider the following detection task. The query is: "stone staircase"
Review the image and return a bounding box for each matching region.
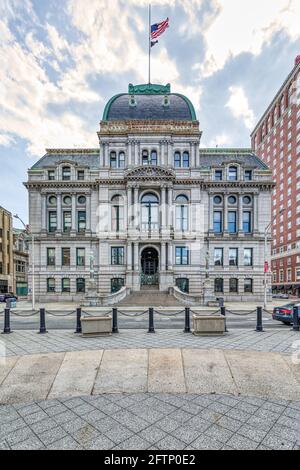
[117,289,183,307]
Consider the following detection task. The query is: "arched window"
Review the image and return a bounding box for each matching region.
[118,152,125,168]
[174,151,181,168]
[141,193,159,231]
[142,150,149,166]
[151,150,157,166]
[62,166,71,180]
[110,152,117,168]
[183,151,190,168]
[228,166,238,181]
[175,195,188,231]
[111,195,124,232]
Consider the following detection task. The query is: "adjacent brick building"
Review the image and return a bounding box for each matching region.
[0,206,14,294]
[251,56,300,295]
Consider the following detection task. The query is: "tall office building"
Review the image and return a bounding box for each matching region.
[251,57,300,295]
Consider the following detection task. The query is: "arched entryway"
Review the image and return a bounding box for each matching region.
[141,247,159,286]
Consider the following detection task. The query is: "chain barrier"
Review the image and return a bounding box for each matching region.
[190,309,221,316]
[118,310,148,317]
[45,310,76,317]
[81,310,112,317]
[154,309,185,316]
[225,308,257,316]
[10,310,40,317]
[262,309,273,316]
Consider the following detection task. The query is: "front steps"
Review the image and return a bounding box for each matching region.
[117,289,183,307]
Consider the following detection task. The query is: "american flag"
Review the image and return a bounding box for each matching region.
[151,17,169,40]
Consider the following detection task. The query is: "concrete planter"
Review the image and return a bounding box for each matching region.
[81,316,112,337]
[193,315,225,336]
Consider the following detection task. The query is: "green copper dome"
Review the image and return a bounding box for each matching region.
[102,84,197,121]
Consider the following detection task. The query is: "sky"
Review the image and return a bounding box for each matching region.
[0,0,300,228]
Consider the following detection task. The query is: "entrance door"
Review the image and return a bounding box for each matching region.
[141,248,159,286]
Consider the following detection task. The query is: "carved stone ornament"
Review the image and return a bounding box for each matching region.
[125,165,176,181]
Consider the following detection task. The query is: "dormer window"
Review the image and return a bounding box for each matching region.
[244,170,252,181]
[162,95,169,107]
[129,95,137,107]
[77,170,85,180]
[48,170,55,181]
[62,166,71,180]
[228,166,238,181]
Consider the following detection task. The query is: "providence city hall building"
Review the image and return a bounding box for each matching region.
[25,83,274,305]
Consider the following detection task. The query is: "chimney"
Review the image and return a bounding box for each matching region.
[295,55,300,66]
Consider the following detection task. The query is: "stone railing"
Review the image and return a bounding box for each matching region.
[169,286,203,306]
[102,286,131,306]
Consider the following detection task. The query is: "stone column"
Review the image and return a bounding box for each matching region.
[128,140,132,166]
[224,194,228,232]
[134,242,139,272]
[209,194,214,231]
[194,142,199,168]
[86,194,91,231]
[168,243,173,270]
[127,242,132,270]
[127,187,132,228]
[161,141,165,166]
[71,193,76,232]
[161,186,166,229]
[134,186,139,229]
[167,140,173,166]
[135,141,139,166]
[168,187,173,228]
[190,142,195,167]
[41,194,47,231]
[161,242,166,271]
[57,193,62,232]
[239,194,244,232]
[254,193,259,232]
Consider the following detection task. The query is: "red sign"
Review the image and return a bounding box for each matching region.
[264,261,269,273]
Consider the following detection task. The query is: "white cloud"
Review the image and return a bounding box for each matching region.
[198,0,300,76]
[226,86,255,130]
[0,133,15,146]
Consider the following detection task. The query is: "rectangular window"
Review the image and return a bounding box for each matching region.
[214,170,223,181]
[228,167,237,180]
[214,248,223,266]
[112,205,124,232]
[76,248,85,266]
[175,206,188,231]
[77,170,85,180]
[175,247,189,265]
[244,278,253,293]
[228,211,237,233]
[176,278,189,293]
[48,170,55,180]
[243,211,251,233]
[47,248,55,266]
[111,247,124,265]
[111,278,125,293]
[62,248,70,266]
[244,170,252,181]
[62,167,71,180]
[49,211,57,232]
[63,212,71,232]
[76,278,85,293]
[244,248,253,266]
[229,248,238,266]
[47,278,55,293]
[213,211,222,233]
[214,278,223,293]
[229,278,238,293]
[78,211,86,232]
[62,278,71,293]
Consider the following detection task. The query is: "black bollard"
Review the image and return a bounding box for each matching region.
[3,308,11,334]
[75,308,82,334]
[184,307,191,333]
[39,308,47,334]
[220,306,228,332]
[256,306,264,332]
[112,308,119,334]
[148,308,155,333]
[293,305,300,332]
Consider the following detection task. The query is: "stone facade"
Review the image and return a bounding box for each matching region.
[25,84,274,304]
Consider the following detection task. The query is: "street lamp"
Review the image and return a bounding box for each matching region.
[14,215,35,310]
[264,208,285,308]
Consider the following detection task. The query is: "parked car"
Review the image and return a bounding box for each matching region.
[0,293,18,303]
[272,293,289,299]
[272,302,300,325]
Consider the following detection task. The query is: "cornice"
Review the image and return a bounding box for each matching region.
[24,181,98,190]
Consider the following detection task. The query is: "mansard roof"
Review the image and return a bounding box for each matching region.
[30,149,100,170]
[102,83,197,122]
[199,149,269,170]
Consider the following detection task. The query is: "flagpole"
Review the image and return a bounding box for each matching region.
[148,4,151,84]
